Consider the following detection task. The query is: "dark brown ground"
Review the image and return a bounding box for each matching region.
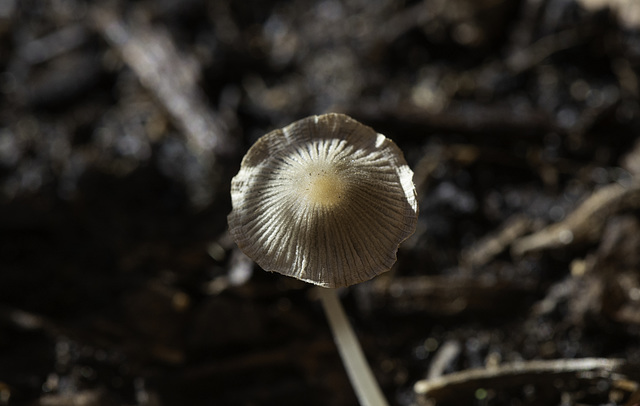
[1,0,640,405]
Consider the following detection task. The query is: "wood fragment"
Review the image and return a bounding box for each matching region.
[19,24,88,65]
[624,384,640,406]
[461,215,532,268]
[511,181,640,256]
[35,388,118,406]
[359,275,536,316]
[90,9,234,158]
[622,139,640,176]
[414,358,632,399]
[427,340,462,380]
[505,26,587,73]
[576,0,640,29]
[89,6,238,206]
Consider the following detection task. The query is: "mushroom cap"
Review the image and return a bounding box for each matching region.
[228,113,418,288]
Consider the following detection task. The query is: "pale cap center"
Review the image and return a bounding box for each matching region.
[294,162,348,208]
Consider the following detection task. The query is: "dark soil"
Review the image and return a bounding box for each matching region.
[1,0,640,405]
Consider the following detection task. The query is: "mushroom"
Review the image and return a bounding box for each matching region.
[228,113,418,406]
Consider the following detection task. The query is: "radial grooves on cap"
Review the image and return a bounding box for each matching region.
[229,113,418,288]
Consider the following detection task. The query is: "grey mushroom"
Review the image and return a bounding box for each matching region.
[228,113,418,406]
[228,113,417,288]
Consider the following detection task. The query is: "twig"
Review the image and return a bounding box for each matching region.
[90,6,237,206]
[359,276,537,317]
[461,215,533,268]
[512,180,640,256]
[91,8,233,157]
[427,340,462,380]
[415,358,631,399]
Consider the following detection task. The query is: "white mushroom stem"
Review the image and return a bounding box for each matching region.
[316,287,389,406]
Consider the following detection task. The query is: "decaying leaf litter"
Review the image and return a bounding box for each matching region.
[0,0,640,405]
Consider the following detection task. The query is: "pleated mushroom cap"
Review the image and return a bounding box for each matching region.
[228,113,418,288]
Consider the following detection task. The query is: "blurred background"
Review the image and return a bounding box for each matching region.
[1,0,640,405]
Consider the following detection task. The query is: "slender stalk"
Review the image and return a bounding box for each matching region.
[316,287,389,406]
